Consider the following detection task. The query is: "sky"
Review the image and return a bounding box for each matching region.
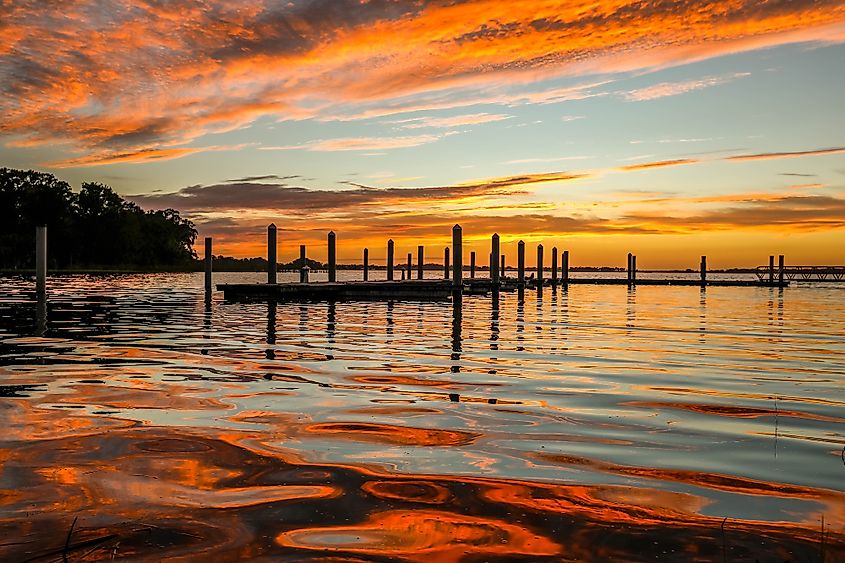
[1,0,845,268]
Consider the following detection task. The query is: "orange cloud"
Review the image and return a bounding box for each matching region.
[1,1,844,163]
[725,147,845,161]
[618,159,699,172]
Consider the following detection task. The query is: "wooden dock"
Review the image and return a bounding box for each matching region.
[210,223,792,302]
[218,279,455,301]
[218,276,787,302]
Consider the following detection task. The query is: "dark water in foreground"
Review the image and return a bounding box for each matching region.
[0,273,843,561]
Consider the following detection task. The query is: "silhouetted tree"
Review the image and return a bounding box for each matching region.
[0,168,197,269]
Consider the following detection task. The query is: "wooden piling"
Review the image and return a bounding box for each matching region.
[769,255,775,284]
[328,231,337,282]
[203,236,212,294]
[700,256,707,285]
[632,255,637,282]
[387,239,395,281]
[536,244,544,286]
[267,224,277,284]
[551,247,558,286]
[363,248,369,281]
[491,233,500,285]
[417,245,424,280]
[500,254,505,278]
[36,225,47,296]
[300,245,307,283]
[562,250,569,285]
[470,251,476,278]
[444,247,450,279]
[517,240,525,285]
[778,255,785,284]
[627,253,633,284]
[407,252,412,280]
[452,224,462,288]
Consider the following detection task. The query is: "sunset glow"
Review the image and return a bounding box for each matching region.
[1,1,844,266]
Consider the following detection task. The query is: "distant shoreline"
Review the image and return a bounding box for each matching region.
[0,266,762,275]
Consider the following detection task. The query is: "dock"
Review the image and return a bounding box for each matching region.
[210,224,794,303]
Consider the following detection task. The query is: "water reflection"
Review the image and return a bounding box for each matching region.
[0,273,843,561]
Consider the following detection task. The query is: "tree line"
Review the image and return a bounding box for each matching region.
[0,168,197,269]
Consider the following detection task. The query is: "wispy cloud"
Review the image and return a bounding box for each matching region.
[622,73,751,102]
[261,135,443,152]
[386,113,512,129]
[726,147,845,162]
[619,159,699,172]
[47,144,251,168]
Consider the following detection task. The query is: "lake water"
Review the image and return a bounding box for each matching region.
[1,273,843,561]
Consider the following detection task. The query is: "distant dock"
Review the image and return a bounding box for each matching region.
[212,224,793,302]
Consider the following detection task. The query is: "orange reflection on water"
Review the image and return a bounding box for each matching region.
[275,508,561,561]
[304,422,479,447]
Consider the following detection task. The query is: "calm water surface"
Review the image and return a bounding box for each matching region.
[0,272,843,561]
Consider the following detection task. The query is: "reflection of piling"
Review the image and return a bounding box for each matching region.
[300,245,307,283]
[769,255,774,284]
[452,224,462,289]
[36,225,47,296]
[36,292,47,336]
[700,256,707,285]
[204,236,212,294]
[267,224,277,284]
[387,239,395,281]
[470,251,476,278]
[444,247,450,280]
[417,245,424,280]
[491,233,500,285]
[536,244,544,287]
[551,247,558,286]
[363,248,369,281]
[328,231,337,282]
[562,250,569,285]
[517,240,525,286]
[778,255,785,285]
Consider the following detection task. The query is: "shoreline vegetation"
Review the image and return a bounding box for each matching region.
[1,168,196,271]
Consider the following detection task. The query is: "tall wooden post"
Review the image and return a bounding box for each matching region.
[500,254,505,278]
[300,245,307,283]
[769,255,775,284]
[517,240,525,285]
[407,253,412,281]
[491,233,500,285]
[632,255,637,283]
[267,224,277,284]
[363,248,369,281]
[36,226,47,296]
[417,245,424,280]
[700,256,707,285]
[328,231,337,282]
[562,250,569,284]
[778,255,785,284]
[387,239,395,281]
[452,224,462,289]
[203,236,212,294]
[551,247,558,286]
[536,244,544,287]
[470,251,476,278]
[444,247,450,279]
